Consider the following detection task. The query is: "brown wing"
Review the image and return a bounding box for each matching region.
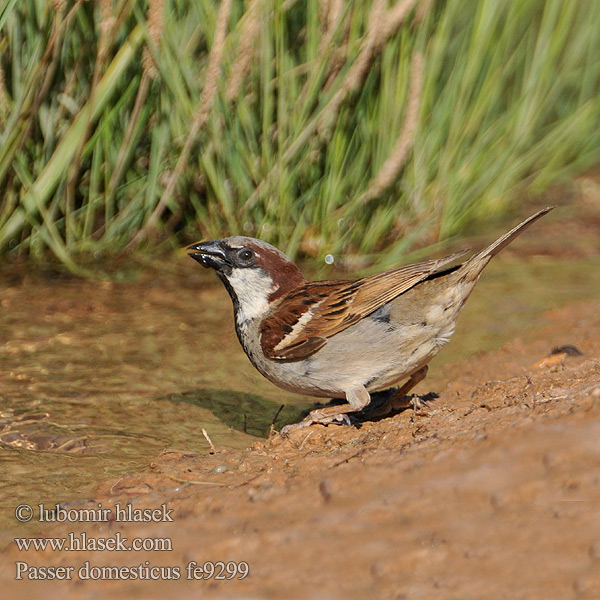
[260,249,469,361]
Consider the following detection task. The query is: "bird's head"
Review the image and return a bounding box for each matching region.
[187,236,306,322]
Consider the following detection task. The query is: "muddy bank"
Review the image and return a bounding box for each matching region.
[2,296,600,600]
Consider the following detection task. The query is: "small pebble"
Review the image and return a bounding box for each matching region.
[370,562,384,579]
[550,345,582,357]
[319,479,332,503]
[490,492,507,510]
[589,542,600,561]
[211,465,228,474]
[542,452,558,470]
[573,577,596,594]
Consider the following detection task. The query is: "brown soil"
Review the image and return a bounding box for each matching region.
[2,185,600,600]
[2,301,599,600]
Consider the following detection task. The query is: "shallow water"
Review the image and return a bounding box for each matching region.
[1,255,599,532]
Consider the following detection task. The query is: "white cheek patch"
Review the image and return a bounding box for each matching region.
[227,268,276,323]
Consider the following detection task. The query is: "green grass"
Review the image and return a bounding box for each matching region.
[0,0,599,273]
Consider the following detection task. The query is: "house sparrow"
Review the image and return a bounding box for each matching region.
[188,207,553,434]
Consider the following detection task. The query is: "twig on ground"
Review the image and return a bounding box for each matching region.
[202,428,218,454]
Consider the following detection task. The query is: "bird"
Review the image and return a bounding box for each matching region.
[187,207,553,434]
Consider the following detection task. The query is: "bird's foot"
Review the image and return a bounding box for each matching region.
[362,393,432,419]
[363,366,431,419]
[409,395,431,413]
[280,409,352,436]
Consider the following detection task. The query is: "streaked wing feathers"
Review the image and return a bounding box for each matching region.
[260,249,469,361]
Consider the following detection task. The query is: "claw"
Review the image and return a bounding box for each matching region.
[410,396,431,412]
[333,413,352,426]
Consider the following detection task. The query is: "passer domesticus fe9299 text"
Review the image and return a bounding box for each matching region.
[188,207,553,434]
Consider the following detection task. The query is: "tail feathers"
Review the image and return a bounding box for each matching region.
[460,206,554,281]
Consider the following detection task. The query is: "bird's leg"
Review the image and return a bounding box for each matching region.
[368,366,429,418]
[280,386,370,435]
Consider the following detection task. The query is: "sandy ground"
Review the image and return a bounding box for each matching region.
[2,294,599,600]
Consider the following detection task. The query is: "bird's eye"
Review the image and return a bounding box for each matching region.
[238,248,254,262]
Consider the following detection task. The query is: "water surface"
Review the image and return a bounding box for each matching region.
[1,254,599,533]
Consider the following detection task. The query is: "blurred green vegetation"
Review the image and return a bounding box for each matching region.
[0,0,599,274]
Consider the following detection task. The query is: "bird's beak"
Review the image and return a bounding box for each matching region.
[187,240,230,271]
